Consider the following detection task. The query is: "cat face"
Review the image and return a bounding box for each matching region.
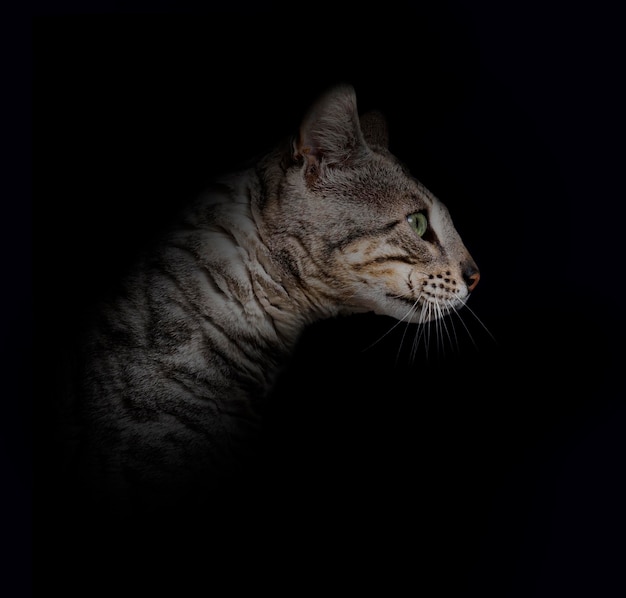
[261,84,479,325]
[329,161,480,324]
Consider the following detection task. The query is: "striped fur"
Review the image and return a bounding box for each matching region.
[73,84,479,510]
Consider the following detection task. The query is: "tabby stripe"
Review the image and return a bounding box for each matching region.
[387,293,421,306]
[150,260,258,376]
[327,219,403,252]
[159,263,202,312]
[164,369,209,401]
[200,312,264,371]
[214,224,239,246]
[156,399,213,438]
[355,255,417,269]
[287,232,334,279]
[162,355,229,401]
[240,261,273,316]
[283,233,356,308]
[174,219,208,233]
[164,242,233,301]
[161,246,275,371]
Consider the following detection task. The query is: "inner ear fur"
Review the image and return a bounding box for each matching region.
[294,84,368,168]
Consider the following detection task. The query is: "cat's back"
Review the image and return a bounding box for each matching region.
[74,169,282,505]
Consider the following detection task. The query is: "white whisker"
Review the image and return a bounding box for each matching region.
[436,301,452,355]
[423,301,433,360]
[447,301,480,351]
[459,297,497,345]
[410,302,429,362]
[361,294,422,353]
[396,302,419,365]
[361,284,493,366]
[442,300,461,353]
[432,302,441,357]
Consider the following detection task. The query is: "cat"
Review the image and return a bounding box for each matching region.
[68,83,480,512]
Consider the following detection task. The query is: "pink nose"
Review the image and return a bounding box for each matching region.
[467,271,480,292]
[462,265,480,292]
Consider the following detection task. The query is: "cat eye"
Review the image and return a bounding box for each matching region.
[407,212,428,237]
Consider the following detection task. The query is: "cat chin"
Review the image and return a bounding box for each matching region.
[368,295,466,325]
[368,301,425,324]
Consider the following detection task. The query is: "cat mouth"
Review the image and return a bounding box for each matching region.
[385,292,467,322]
[392,294,423,307]
[390,293,464,307]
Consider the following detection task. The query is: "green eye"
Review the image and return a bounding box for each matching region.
[407,212,428,237]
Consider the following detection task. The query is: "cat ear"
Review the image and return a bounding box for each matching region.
[360,110,389,150]
[294,84,367,169]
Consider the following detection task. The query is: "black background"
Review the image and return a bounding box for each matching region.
[27,1,626,596]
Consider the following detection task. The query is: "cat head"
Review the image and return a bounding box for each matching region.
[260,83,479,325]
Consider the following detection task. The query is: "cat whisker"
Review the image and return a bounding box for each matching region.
[387,287,419,300]
[364,291,492,365]
[428,300,450,359]
[436,301,455,355]
[417,300,433,360]
[362,294,422,353]
[429,302,439,357]
[396,300,420,366]
[412,305,424,361]
[442,300,478,351]
[427,302,437,357]
[409,299,460,362]
[451,301,468,353]
[458,297,497,345]
[440,302,455,355]
[386,272,435,300]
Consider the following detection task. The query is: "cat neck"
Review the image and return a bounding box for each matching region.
[183,168,340,360]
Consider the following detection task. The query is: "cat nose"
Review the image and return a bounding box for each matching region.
[462,263,480,292]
